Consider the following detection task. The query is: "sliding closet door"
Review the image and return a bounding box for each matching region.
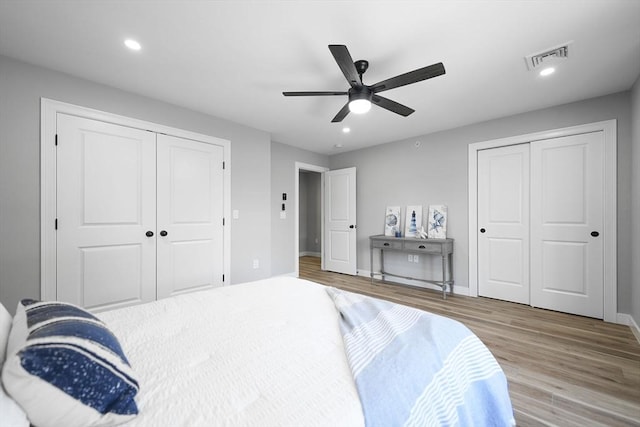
[56,114,157,310]
[530,132,604,318]
[477,144,530,304]
[156,134,225,299]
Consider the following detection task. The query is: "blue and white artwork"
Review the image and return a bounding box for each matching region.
[427,205,447,239]
[404,206,422,238]
[384,206,401,236]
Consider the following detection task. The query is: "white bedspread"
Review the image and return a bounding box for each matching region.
[98,277,364,427]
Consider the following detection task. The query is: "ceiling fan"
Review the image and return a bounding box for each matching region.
[283,44,445,123]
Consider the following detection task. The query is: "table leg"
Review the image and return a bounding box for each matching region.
[449,252,454,296]
[441,255,447,299]
[370,246,374,284]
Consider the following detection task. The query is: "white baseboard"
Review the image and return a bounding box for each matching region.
[299,251,321,257]
[357,270,469,296]
[617,313,640,344]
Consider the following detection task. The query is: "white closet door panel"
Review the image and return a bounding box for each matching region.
[530,132,604,318]
[56,114,156,311]
[81,245,142,308]
[477,144,530,304]
[156,134,224,299]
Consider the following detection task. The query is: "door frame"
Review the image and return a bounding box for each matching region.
[294,162,329,277]
[40,98,231,300]
[468,120,617,322]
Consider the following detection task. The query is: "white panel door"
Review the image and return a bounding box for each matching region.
[324,167,357,275]
[156,134,224,299]
[478,144,530,304]
[530,132,604,318]
[56,114,156,310]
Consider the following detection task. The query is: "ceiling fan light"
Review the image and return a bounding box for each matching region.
[349,99,372,114]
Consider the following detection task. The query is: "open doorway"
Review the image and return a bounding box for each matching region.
[294,162,328,277]
[299,170,321,254]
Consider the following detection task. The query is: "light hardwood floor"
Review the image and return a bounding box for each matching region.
[298,256,640,427]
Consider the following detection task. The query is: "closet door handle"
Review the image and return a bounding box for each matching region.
[160,230,168,237]
[480,228,486,233]
[145,231,154,237]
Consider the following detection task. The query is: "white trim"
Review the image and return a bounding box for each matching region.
[468,120,617,322]
[40,98,231,300]
[294,162,329,277]
[299,251,321,257]
[617,313,640,343]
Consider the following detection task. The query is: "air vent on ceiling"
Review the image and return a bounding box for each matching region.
[525,41,572,71]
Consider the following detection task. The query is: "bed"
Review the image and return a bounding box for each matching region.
[1,276,514,427]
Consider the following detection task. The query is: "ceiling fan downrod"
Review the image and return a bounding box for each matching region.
[354,60,369,83]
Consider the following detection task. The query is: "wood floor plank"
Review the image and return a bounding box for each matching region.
[298,256,640,426]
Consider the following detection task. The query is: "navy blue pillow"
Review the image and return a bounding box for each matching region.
[2,299,139,427]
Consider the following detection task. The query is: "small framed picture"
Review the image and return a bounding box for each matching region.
[404,205,422,238]
[384,206,401,236]
[427,205,447,239]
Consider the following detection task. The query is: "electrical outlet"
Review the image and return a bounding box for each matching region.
[408,254,413,262]
[413,255,419,263]
[253,259,259,269]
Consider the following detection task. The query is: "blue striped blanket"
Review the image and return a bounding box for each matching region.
[326,288,515,427]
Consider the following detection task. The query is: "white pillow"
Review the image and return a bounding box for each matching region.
[0,302,29,427]
[2,299,139,427]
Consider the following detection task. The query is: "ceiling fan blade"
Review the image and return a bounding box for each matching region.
[329,45,362,88]
[331,102,351,123]
[372,95,415,117]
[283,91,348,96]
[371,62,445,93]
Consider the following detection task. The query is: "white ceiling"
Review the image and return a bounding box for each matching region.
[1,0,639,155]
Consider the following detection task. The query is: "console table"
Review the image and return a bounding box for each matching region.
[369,235,454,299]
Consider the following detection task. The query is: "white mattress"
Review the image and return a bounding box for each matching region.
[98,276,364,427]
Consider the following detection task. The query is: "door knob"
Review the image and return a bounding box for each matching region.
[480,228,486,233]
[145,231,154,237]
[349,225,355,229]
[160,230,168,237]
[590,231,599,237]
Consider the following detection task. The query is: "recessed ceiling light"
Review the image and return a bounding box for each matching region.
[124,39,141,51]
[539,67,555,77]
[342,127,350,133]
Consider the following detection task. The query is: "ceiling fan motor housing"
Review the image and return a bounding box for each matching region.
[349,85,372,103]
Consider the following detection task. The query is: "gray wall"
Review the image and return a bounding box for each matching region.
[0,55,272,312]
[270,141,328,276]
[330,91,635,315]
[299,171,321,255]
[631,76,640,327]
[1,52,636,323]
